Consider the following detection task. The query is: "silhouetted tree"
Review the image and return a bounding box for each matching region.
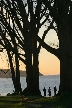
[40,0,72,93]
[0,29,22,93]
[0,0,60,95]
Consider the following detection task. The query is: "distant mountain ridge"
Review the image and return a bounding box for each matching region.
[0,69,43,78]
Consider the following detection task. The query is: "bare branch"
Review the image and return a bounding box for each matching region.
[0,69,10,74]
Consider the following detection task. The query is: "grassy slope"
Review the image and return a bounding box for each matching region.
[0,94,72,108]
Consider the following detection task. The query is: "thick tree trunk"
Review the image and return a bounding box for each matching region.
[24,35,41,95]
[25,49,33,94]
[32,39,41,95]
[59,28,72,93]
[23,35,33,95]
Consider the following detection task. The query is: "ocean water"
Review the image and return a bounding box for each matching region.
[0,75,60,96]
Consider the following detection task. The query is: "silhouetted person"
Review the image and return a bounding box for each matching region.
[43,87,46,96]
[54,86,57,96]
[48,87,51,96]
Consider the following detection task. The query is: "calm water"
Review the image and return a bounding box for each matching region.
[0,75,60,96]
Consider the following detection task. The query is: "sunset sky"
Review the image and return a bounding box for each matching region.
[0,2,60,75]
[0,28,60,75]
[38,28,60,75]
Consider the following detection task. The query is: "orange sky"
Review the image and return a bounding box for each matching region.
[0,49,60,75]
[0,29,60,75]
[39,48,60,75]
[38,28,60,75]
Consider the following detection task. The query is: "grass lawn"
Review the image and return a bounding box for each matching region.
[0,93,72,108]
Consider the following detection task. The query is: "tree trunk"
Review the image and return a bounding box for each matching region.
[59,27,72,93]
[32,39,41,95]
[23,35,33,95]
[15,53,22,93]
[7,50,17,92]
[25,49,33,94]
[12,33,22,93]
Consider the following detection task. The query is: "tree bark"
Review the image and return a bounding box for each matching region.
[32,38,41,95]
[23,35,33,95]
[25,49,33,94]
[59,27,72,93]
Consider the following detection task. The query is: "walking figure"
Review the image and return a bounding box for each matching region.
[54,86,57,96]
[43,87,46,96]
[48,87,51,96]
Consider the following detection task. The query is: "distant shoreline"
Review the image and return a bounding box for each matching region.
[0,69,43,78]
[43,74,60,76]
